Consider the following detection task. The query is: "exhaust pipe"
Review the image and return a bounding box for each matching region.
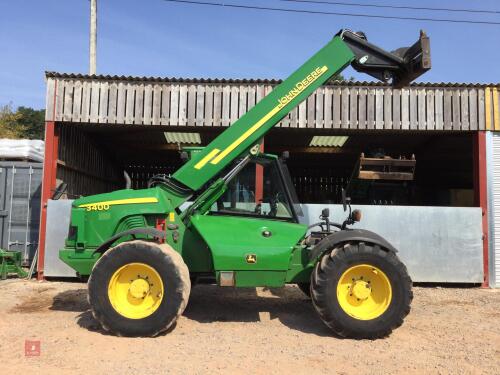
[124,171,131,189]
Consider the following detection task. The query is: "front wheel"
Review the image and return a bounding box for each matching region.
[311,241,412,339]
[88,240,190,337]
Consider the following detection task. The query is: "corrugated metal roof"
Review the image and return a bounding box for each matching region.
[164,132,201,144]
[45,71,499,88]
[310,136,349,147]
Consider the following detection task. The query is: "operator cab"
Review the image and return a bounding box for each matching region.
[209,153,303,222]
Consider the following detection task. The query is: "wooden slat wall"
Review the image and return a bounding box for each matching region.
[485,87,500,131]
[46,77,496,131]
[56,125,123,196]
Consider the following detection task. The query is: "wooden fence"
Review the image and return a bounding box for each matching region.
[46,73,499,131]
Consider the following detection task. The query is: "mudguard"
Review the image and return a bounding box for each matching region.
[93,228,166,254]
[309,229,397,261]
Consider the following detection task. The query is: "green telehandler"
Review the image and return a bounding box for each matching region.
[60,29,430,338]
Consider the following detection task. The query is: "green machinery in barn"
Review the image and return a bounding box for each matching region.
[0,249,28,279]
[60,29,430,338]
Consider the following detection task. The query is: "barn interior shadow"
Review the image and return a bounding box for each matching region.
[49,285,332,337]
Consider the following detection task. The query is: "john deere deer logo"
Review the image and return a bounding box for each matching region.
[245,254,257,264]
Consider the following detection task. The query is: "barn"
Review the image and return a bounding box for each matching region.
[39,72,500,286]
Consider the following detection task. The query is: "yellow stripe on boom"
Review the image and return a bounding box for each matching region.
[78,197,158,208]
[210,107,281,165]
[194,148,220,170]
[210,66,328,165]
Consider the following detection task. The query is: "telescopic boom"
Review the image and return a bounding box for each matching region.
[173,29,430,191]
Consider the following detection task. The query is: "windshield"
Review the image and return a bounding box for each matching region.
[210,157,296,220]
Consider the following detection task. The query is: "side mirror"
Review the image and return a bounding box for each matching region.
[341,188,347,212]
[321,208,330,219]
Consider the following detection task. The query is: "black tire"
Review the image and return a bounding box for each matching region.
[311,241,412,339]
[88,240,190,337]
[297,282,311,298]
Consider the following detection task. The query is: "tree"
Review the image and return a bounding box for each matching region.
[327,73,356,84]
[0,104,22,138]
[15,106,45,139]
[0,104,45,139]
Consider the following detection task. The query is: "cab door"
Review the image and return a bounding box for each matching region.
[190,157,307,273]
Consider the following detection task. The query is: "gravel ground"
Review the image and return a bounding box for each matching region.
[0,279,499,374]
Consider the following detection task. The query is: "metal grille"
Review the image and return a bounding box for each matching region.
[0,162,42,265]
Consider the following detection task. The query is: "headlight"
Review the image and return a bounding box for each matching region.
[351,209,362,222]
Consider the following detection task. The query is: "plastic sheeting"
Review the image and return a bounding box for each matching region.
[0,139,45,162]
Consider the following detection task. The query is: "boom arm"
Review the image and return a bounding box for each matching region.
[173,29,430,191]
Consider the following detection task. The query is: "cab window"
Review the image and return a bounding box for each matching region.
[210,159,294,219]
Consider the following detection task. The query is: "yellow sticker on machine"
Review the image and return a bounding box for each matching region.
[78,197,159,211]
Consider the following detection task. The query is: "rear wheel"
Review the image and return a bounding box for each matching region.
[311,241,412,339]
[88,240,190,337]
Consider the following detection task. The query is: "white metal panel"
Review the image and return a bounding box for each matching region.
[489,133,500,287]
[301,204,483,283]
[44,199,76,277]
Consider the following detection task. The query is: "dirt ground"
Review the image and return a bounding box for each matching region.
[0,280,499,375]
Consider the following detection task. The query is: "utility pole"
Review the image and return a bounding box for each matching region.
[89,0,97,75]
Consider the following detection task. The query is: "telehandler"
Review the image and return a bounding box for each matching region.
[60,29,430,338]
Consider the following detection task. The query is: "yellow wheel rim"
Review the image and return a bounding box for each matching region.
[108,263,164,319]
[336,264,392,320]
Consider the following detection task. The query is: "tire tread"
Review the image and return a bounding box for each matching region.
[88,240,191,337]
[311,241,412,339]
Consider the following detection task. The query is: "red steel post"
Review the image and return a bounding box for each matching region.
[37,121,59,280]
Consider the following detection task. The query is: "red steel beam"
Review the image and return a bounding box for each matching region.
[473,131,489,287]
[37,121,59,280]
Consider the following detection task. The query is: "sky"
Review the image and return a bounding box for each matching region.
[0,0,499,109]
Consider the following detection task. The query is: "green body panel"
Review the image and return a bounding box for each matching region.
[165,221,214,273]
[60,241,314,285]
[60,223,214,275]
[285,245,315,283]
[190,214,307,271]
[228,271,287,287]
[182,146,204,158]
[60,185,214,274]
[70,187,175,249]
[59,249,100,275]
[173,36,354,190]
